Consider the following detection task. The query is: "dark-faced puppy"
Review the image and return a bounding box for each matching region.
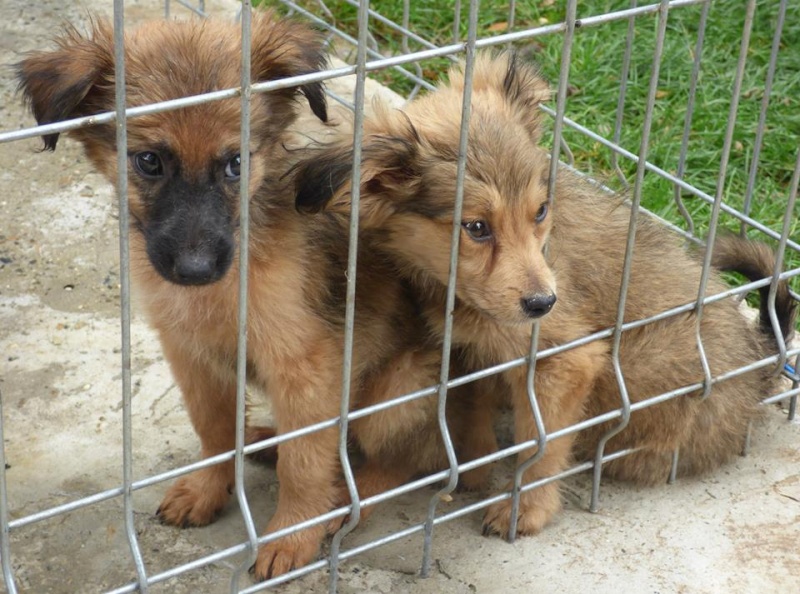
[295,52,797,538]
[16,14,458,579]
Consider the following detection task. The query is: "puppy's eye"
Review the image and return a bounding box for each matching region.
[461,220,492,242]
[225,154,241,180]
[133,152,164,178]
[535,202,549,223]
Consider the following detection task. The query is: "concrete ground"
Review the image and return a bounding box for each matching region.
[1,0,798,592]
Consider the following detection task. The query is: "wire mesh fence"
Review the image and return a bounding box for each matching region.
[0,0,798,592]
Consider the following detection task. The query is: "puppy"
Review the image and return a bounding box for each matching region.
[16,14,467,579]
[294,52,797,538]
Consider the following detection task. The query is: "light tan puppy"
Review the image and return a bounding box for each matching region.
[294,52,797,538]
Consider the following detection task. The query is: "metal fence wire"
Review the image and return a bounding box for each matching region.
[1,0,798,592]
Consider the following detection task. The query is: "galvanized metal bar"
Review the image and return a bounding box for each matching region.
[14,78,796,255]
[453,0,462,42]
[508,0,578,544]
[507,323,547,543]
[764,149,800,373]
[590,0,671,513]
[0,0,721,148]
[3,2,797,589]
[610,0,637,188]
[104,336,800,593]
[762,385,800,408]
[112,2,149,591]
[319,355,800,504]
[667,450,679,484]
[1,3,716,146]
[276,0,436,93]
[123,333,800,584]
[230,4,260,591]
[336,0,458,80]
[7,260,798,537]
[325,88,356,110]
[789,353,799,421]
[741,0,787,236]
[693,0,757,401]
[314,0,334,20]
[546,4,576,206]
[420,0,480,577]
[0,389,17,594]
[174,0,208,18]
[400,0,425,101]
[234,447,642,593]
[327,0,372,589]
[672,0,709,236]
[534,105,800,251]
[742,420,753,456]
[506,0,517,51]
[7,261,798,541]
[303,0,440,54]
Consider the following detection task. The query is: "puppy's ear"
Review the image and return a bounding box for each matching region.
[295,131,420,228]
[500,53,551,143]
[294,143,355,214]
[251,13,329,123]
[16,20,115,150]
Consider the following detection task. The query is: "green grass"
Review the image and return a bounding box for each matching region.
[262,0,800,303]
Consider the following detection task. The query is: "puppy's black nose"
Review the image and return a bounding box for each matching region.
[174,252,218,285]
[520,293,557,318]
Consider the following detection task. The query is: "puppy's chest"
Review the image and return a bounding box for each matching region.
[142,269,312,353]
[445,306,582,364]
[441,307,528,361]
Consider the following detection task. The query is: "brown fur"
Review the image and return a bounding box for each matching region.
[16,14,489,579]
[294,52,797,538]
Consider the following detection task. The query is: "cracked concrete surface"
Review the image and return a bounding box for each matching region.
[1,0,799,592]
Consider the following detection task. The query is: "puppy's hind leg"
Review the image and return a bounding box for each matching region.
[451,377,501,492]
[156,336,236,528]
[342,349,443,526]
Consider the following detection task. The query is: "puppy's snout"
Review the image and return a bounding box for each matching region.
[170,237,234,286]
[174,252,217,285]
[520,293,557,318]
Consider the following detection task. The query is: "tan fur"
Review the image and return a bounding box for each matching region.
[294,52,796,539]
[16,14,492,580]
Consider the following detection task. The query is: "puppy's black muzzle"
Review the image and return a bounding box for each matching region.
[142,181,235,286]
[172,239,234,286]
[147,225,234,286]
[520,293,557,318]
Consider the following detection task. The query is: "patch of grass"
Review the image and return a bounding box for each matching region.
[263,0,800,303]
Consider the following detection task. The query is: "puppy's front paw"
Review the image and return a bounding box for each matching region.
[157,468,232,528]
[252,529,324,581]
[482,484,561,539]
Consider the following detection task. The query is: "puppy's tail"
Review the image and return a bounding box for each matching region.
[709,234,797,342]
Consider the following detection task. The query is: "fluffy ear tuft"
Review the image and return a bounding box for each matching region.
[251,12,329,123]
[294,143,355,214]
[295,131,421,227]
[500,52,551,143]
[15,20,115,150]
